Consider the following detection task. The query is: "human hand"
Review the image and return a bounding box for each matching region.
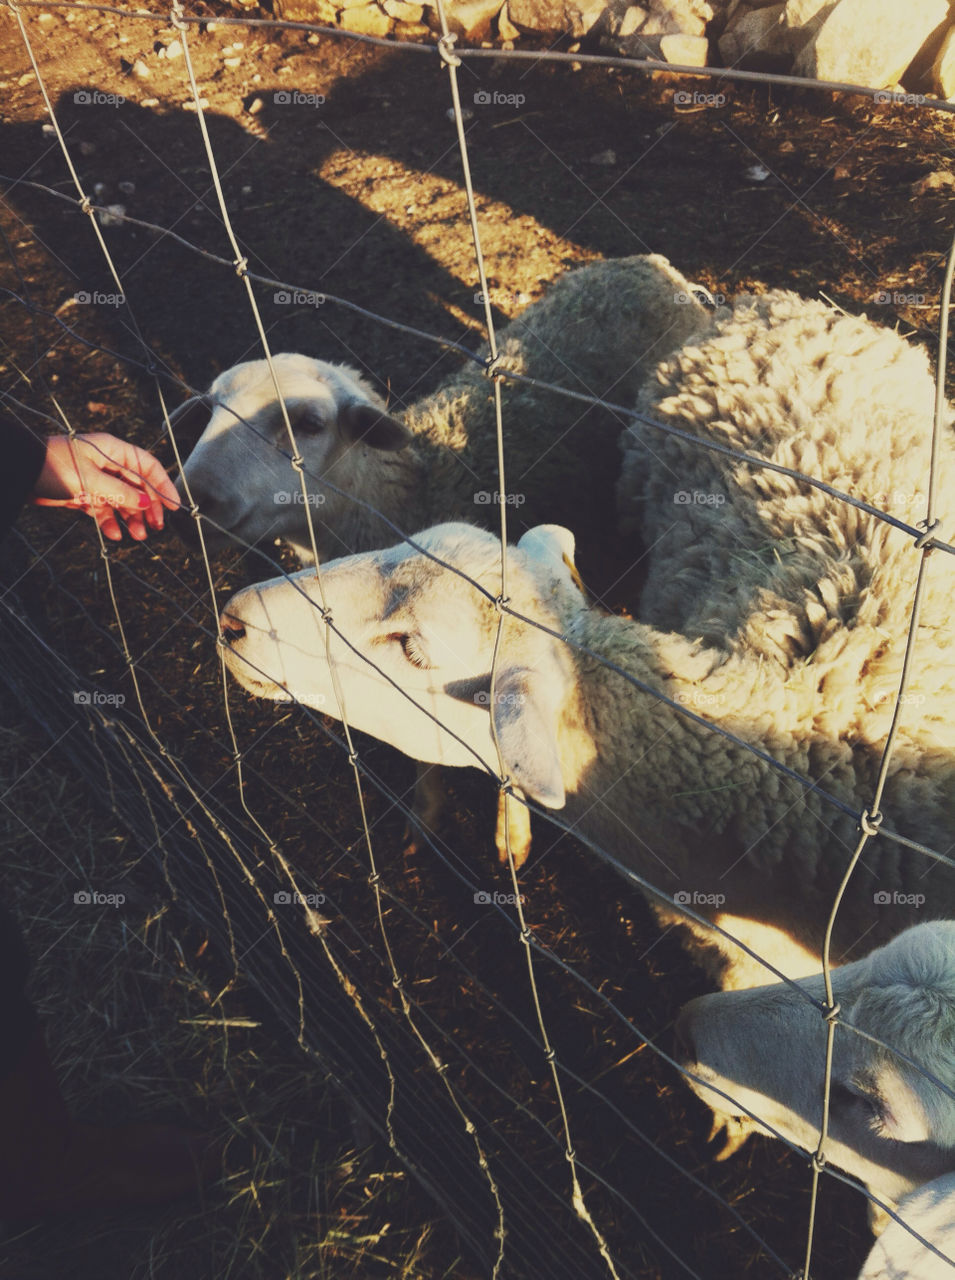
[32,433,179,541]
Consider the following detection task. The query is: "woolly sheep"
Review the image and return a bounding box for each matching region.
[675,922,955,1230]
[171,254,707,579]
[859,1170,955,1278]
[174,255,707,862]
[216,286,955,992]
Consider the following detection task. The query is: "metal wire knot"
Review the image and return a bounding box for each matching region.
[493,593,510,614]
[436,33,461,67]
[169,1,187,31]
[822,1001,841,1023]
[484,353,505,380]
[914,518,939,550]
[859,808,883,837]
[234,256,248,277]
[809,1149,827,1174]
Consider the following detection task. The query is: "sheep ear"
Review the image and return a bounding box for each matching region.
[517,525,586,599]
[489,667,566,810]
[341,402,412,452]
[164,395,212,436]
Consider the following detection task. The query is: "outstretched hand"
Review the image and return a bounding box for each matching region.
[32,433,179,541]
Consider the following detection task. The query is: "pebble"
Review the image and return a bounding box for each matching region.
[590,148,617,165]
[166,39,182,58]
[41,122,55,136]
[224,56,242,68]
[141,97,159,107]
[133,58,150,78]
[96,204,126,227]
[247,96,264,114]
[37,12,56,27]
[18,72,35,87]
[745,163,771,182]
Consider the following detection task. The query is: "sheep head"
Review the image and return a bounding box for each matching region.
[674,921,955,1209]
[219,522,587,805]
[169,353,409,562]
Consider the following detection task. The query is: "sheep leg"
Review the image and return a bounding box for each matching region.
[496,788,532,869]
[404,763,445,856]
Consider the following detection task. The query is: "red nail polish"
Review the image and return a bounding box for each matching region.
[138,492,151,509]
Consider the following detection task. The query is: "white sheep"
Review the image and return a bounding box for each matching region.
[174,255,708,861]
[675,922,955,1239]
[860,1170,955,1278]
[216,285,955,993]
[172,254,707,576]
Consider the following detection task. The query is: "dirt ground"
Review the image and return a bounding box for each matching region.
[2,2,955,1278]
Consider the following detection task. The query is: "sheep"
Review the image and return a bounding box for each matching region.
[172,255,708,863]
[171,254,708,583]
[215,284,955,993]
[674,922,955,1232]
[859,1170,955,1278]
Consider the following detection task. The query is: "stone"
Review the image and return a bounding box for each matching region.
[441,0,505,38]
[508,0,605,35]
[912,169,955,195]
[36,11,56,26]
[794,0,950,88]
[272,0,339,21]
[383,0,424,18]
[338,2,393,33]
[498,1,521,36]
[132,58,150,78]
[719,3,789,66]
[642,0,712,37]
[618,4,647,35]
[660,32,710,63]
[932,26,955,99]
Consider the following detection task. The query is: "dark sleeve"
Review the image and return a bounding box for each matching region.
[0,411,47,540]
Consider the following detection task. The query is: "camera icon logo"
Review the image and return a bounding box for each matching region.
[873,890,891,905]
[74,90,92,105]
[673,890,691,905]
[473,91,491,105]
[273,290,290,304]
[673,491,691,505]
[73,691,91,705]
[473,690,490,706]
[274,891,292,904]
[73,891,92,904]
[474,890,491,904]
[273,91,291,105]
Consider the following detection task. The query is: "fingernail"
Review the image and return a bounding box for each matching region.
[138,492,151,509]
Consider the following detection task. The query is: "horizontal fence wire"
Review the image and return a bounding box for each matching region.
[3,3,955,1276]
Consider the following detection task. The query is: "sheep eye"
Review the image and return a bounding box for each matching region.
[831,1082,884,1127]
[391,633,429,669]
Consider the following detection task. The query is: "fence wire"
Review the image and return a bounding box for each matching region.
[2,3,955,1277]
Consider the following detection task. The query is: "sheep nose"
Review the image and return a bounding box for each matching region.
[220,613,246,644]
[672,1008,696,1064]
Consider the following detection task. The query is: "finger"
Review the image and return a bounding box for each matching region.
[95,507,124,542]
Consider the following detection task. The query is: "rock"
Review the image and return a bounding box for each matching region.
[498,1,521,37]
[508,0,606,36]
[932,26,955,99]
[618,4,647,35]
[132,58,150,78]
[224,56,242,67]
[272,0,340,20]
[912,169,955,195]
[642,0,713,37]
[338,2,393,34]
[140,97,159,107]
[794,0,950,88]
[37,11,56,26]
[17,72,35,86]
[383,0,424,18]
[164,38,182,58]
[719,3,789,66]
[96,204,126,227]
[660,32,710,63]
[441,0,505,38]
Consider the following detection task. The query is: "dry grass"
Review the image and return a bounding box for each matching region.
[0,717,470,1280]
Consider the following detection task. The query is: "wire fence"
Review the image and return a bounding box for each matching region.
[2,2,954,1276]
